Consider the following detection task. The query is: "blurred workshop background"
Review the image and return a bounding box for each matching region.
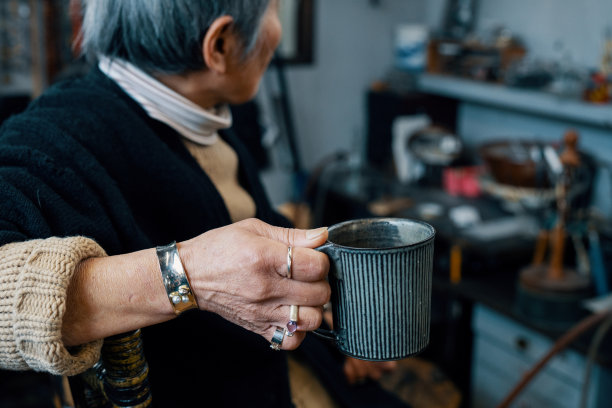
[1,0,612,407]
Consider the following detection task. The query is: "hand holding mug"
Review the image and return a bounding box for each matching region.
[178,218,331,350]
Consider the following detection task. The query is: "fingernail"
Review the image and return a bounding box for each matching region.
[306,227,327,240]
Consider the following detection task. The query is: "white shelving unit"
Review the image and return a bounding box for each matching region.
[417,74,612,129]
[415,72,612,216]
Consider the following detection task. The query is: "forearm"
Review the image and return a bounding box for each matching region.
[62,247,176,346]
[62,219,331,353]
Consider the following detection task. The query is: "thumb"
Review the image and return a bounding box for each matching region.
[249,219,328,248]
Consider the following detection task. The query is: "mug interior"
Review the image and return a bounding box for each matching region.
[327,218,435,249]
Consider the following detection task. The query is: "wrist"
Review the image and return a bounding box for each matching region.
[63,248,176,346]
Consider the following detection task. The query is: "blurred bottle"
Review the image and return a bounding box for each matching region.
[547,41,587,98]
[394,24,428,72]
[581,30,612,104]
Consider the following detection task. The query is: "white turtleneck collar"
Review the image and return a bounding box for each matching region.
[98,57,232,146]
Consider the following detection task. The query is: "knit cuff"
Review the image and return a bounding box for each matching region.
[4,237,107,375]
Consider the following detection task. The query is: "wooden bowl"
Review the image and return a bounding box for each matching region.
[480,140,551,188]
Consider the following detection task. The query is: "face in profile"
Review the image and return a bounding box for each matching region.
[225,0,282,104]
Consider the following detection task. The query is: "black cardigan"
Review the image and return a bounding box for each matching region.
[0,68,293,406]
[0,68,408,408]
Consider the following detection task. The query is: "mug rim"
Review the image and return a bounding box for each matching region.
[325,217,436,251]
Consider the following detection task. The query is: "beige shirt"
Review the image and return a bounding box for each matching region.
[183,138,256,223]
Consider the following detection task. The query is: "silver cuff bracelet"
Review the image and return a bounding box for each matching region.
[156,241,198,315]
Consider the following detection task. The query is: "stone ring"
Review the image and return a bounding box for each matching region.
[286,305,298,337]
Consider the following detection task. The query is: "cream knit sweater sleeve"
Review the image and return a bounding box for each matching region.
[0,236,106,375]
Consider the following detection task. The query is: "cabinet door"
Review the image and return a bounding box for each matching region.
[472,333,581,408]
[470,304,610,408]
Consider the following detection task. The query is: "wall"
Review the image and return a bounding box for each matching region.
[262,0,612,207]
[287,0,426,169]
[261,0,426,205]
[423,0,612,215]
[425,0,612,69]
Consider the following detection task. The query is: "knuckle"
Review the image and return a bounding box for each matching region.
[251,250,265,270]
[241,217,263,232]
[237,217,254,228]
[253,281,272,301]
[249,243,269,270]
[283,228,296,246]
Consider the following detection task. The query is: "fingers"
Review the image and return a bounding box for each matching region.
[258,241,328,283]
[266,327,306,351]
[235,219,330,282]
[281,280,331,307]
[275,246,331,306]
[241,218,329,248]
[185,219,332,352]
[280,246,330,282]
[270,305,323,332]
[264,304,323,351]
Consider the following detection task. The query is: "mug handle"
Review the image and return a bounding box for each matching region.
[312,242,339,342]
[312,327,336,341]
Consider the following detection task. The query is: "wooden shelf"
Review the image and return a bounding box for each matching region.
[417,74,612,129]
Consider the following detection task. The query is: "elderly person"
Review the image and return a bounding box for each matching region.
[0,0,402,406]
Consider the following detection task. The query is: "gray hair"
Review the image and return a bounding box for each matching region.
[80,0,271,74]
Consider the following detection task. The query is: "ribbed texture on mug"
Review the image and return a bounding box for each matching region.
[333,242,433,360]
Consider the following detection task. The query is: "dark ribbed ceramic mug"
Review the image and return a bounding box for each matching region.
[315,217,435,361]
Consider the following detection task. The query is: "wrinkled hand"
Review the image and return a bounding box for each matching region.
[178,218,330,350]
[344,358,398,385]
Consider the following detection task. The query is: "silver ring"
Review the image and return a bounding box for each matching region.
[286,246,293,279]
[270,327,285,351]
[286,246,298,337]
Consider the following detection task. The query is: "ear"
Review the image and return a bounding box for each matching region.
[202,15,238,74]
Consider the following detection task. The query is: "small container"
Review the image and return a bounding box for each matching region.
[395,24,428,72]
